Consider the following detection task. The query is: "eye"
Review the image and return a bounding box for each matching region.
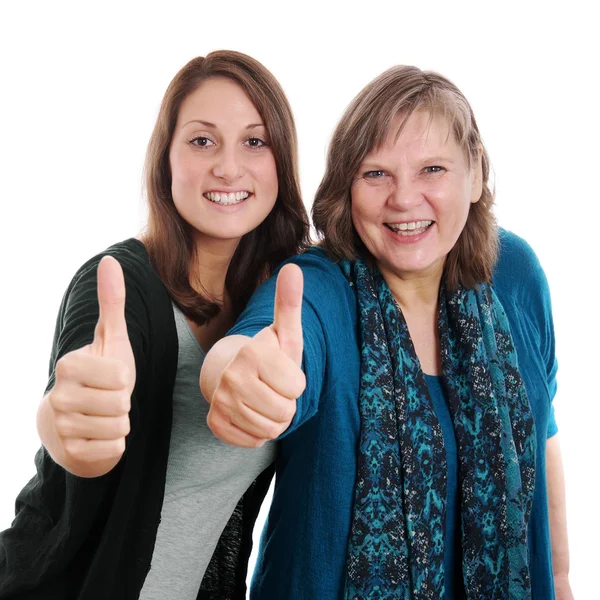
[423,165,445,174]
[189,136,215,148]
[363,170,387,179]
[244,137,268,149]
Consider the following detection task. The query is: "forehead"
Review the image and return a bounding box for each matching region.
[373,110,461,157]
[176,77,262,126]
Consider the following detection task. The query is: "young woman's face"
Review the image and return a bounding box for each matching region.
[169,77,278,248]
[351,110,482,282]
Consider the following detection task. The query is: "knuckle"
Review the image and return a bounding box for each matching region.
[220,369,238,390]
[264,422,283,440]
[292,372,306,398]
[113,362,130,389]
[206,410,221,436]
[117,416,131,438]
[280,403,296,424]
[62,438,84,461]
[55,414,77,438]
[113,393,131,415]
[211,383,227,403]
[55,357,74,382]
[111,437,126,458]
[49,389,68,412]
[224,370,249,394]
[209,390,226,411]
[237,343,260,364]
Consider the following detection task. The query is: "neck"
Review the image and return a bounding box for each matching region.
[378,262,443,316]
[378,261,444,376]
[189,234,240,301]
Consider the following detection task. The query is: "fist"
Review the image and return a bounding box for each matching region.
[48,256,135,474]
[207,264,306,448]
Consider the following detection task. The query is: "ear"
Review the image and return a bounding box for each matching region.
[470,146,484,204]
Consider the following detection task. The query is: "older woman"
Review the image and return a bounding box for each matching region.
[202,66,571,599]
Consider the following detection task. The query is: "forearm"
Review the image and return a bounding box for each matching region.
[546,434,573,596]
[200,334,252,403]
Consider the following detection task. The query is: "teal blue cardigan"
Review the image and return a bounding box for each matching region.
[230,229,559,599]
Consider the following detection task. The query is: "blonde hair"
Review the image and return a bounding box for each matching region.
[313,65,497,290]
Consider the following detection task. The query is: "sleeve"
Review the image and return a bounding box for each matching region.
[526,244,559,439]
[0,247,151,595]
[228,250,349,434]
[505,233,559,439]
[545,320,559,438]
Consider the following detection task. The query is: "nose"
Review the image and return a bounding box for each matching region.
[212,145,243,183]
[388,180,424,211]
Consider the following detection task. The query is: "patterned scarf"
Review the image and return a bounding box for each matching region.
[340,259,536,600]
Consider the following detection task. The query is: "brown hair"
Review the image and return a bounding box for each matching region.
[312,65,497,290]
[143,51,310,323]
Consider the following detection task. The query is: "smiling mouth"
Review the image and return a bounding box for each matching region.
[385,220,433,237]
[204,191,251,206]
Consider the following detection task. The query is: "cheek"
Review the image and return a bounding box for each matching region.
[255,154,279,195]
[352,188,382,230]
[432,179,472,224]
[170,148,200,194]
[350,198,378,251]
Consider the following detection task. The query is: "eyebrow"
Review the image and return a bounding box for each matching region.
[182,119,265,129]
[360,162,392,170]
[422,155,456,164]
[361,155,456,166]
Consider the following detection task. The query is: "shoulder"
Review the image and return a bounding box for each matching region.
[285,246,345,275]
[495,229,544,280]
[232,247,355,335]
[252,246,352,302]
[492,229,555,361]
[57,239,170,346]
[63,239,166,308]
[69,239,153,289]
[281,247,355,311]
[493,228,550,305]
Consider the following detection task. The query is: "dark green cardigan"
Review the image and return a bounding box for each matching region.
[0,239,273,599]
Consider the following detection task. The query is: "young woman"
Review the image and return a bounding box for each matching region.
[0,50,309,600]
[203,66,572,599]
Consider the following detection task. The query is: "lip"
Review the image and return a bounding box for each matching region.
[384,221,435,244]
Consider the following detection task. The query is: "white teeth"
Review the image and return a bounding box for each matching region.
[387,220,432,236]
[205,191,250,205]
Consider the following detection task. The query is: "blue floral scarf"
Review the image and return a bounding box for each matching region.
[341,259,536,600]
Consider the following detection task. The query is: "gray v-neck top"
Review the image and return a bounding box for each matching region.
[140,303,276,600]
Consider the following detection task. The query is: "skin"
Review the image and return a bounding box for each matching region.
[202,109,572,593]
[547,435,574,599]
[37,77,279,477]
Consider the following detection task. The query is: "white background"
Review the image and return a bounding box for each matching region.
[0,1,597,596]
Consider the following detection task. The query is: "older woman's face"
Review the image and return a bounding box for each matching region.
[351,110,482,281]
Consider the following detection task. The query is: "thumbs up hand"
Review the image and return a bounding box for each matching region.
[44,256,136,477]
[205,264,306,448]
